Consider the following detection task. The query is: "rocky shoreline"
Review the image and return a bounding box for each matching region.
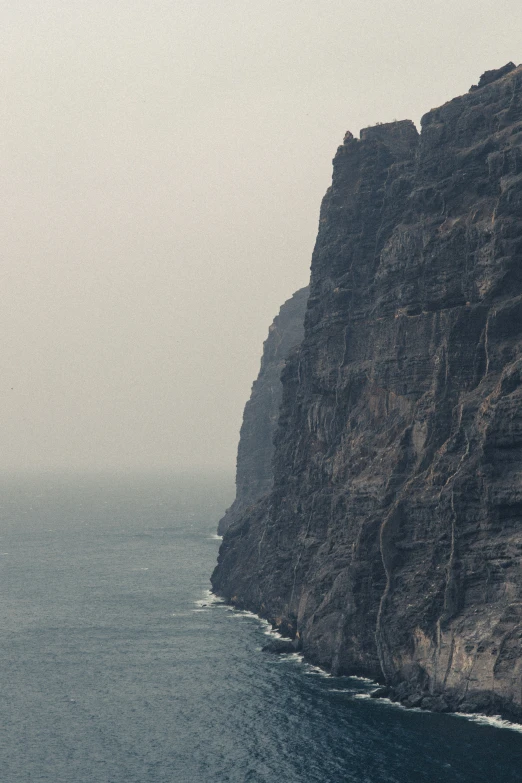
[219,594,522,724]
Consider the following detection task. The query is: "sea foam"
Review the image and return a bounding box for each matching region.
[453,712,522,734]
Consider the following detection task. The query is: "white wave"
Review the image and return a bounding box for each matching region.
[304,664,332,678]
[263,627,293,642]
[229,609,260,618]
[214,600,297,644]
[453,712,522,733]
[263,627,282,637]
[348,675,378,684]
[207,590,226,603]
[209,534,223,540]
[194,589,225,609]
[278,652,305,664]
[354,694,422,714]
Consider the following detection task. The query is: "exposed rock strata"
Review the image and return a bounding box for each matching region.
[213,64,522,722]
[218,287,308,534]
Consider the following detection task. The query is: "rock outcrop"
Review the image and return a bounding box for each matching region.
[213,64,522,722]
[218,287,308,534]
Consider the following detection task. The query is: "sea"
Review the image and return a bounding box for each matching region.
[1,471,522,783]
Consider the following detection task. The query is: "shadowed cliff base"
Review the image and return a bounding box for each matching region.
[213,63,522,723]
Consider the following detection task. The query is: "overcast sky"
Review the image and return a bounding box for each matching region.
[1,0,521,472]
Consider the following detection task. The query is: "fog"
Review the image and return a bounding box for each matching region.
[2,0,521,472]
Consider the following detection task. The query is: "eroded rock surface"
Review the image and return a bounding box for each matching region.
[213,64,522,721]
[218,287,308,534]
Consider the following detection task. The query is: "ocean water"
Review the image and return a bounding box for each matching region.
[1,472,522,783]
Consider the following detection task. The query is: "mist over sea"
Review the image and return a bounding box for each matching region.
[1,472,521,783]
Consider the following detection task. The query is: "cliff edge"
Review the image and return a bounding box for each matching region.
[218,287,309,535]
[213,64,522,722]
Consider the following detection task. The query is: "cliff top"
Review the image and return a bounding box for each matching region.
[470,61,518,91]
[341,63,522,146]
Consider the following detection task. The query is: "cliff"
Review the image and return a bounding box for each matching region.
[218,287,309,534]
[212,63,522,722]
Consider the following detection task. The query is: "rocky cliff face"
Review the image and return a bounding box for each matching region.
[218,287,308,534]
[213,64,522,721]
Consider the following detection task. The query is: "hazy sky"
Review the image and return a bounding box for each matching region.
[2,1,521,472]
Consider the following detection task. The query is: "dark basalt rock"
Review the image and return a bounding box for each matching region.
[420,696,450,713]
[218,287,308,535]
[470,62,517,91]
[213,64,522,722]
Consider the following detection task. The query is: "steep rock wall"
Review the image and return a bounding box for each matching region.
[213,64,522,721]
[218,287,308,534]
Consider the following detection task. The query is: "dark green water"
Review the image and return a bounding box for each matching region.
[1,472,521,782]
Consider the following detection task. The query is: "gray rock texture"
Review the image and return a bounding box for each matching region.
[218,287,308,534]
[213,64,522,722]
